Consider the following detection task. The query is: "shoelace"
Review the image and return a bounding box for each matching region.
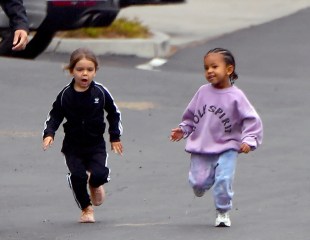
[82,208,93,215]
[218,212,228,219]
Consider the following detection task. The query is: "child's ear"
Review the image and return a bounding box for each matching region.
[226,64,234,76]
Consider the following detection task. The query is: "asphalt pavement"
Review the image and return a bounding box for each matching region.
[1,1,310,240]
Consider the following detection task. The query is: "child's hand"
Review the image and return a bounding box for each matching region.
[240,142,251,154]
[170,128,184,142]
[111,141,123,156]
[42,136,54,151]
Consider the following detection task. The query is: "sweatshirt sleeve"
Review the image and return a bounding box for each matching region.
[42,94,65,139]
[179,90,200,138]
[1,0,29,32]
[103,88,123,142]
[240,103,263,150]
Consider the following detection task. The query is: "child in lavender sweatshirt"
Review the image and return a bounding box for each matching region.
[170,48,263,227]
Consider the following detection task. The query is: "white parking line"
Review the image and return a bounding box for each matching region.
[136,58,167,71]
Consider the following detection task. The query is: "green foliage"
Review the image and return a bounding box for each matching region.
[58,17,151,39]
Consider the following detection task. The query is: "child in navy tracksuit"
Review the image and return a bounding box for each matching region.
[42,48,123,223]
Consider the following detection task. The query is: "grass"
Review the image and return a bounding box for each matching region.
[57,17,152,39]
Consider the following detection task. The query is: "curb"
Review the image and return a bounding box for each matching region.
[45,31,171,58]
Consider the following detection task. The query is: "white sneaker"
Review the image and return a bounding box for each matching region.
[193,187,205,197]
[215,210,231,227]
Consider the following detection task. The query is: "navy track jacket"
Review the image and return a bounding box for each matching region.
[43,80,122,147]
[0,0,28,31]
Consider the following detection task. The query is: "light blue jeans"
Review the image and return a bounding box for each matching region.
[189,150,238,212]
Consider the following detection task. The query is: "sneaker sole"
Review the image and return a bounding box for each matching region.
[79,220,95,223]
[215,222,230,227]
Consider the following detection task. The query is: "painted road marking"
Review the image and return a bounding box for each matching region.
[0,130,40,137]
[117,101,157,110]
[136,58,167,71]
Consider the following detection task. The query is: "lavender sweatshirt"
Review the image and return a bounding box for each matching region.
[179,84,263,154]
